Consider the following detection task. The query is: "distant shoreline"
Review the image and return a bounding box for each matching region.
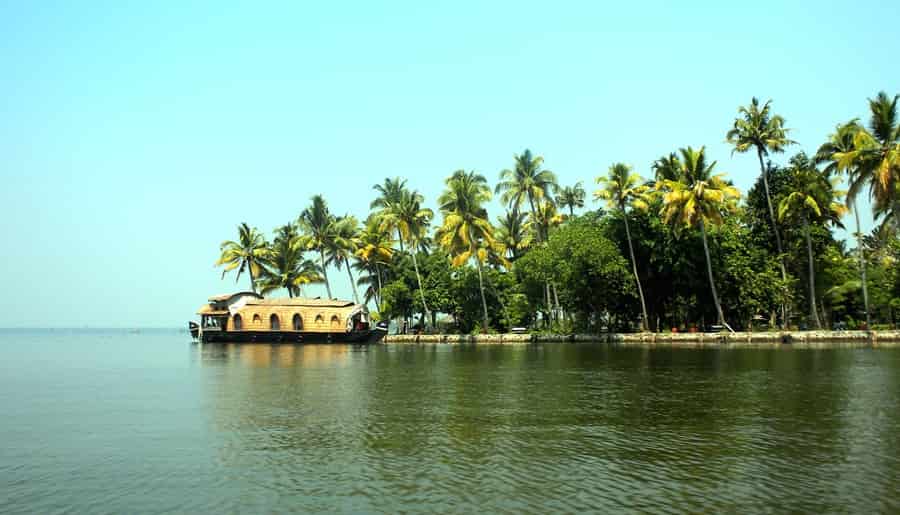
[384,330,900,347]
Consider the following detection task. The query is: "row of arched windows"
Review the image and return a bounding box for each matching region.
[230,313,339,331]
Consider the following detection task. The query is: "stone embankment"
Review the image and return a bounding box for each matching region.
[383,331,900,347]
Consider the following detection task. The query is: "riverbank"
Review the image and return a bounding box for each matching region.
[384,330,900,347]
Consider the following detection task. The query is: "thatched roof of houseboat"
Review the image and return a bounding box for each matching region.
[197,305,230,315]
[208,292,262,302]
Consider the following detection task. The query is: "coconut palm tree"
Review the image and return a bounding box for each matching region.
[215,222,268,293]
[258,224,324,297]
[495,210,532,261]
[324,215,362,304]
[298,195,336,299]
[834,92,900,233]
[370,177,408,251]
[595,163,651,331]
[374,188,434,320]
[727,97,795,327]
[778,152,847,330]
[557,181,586,216]
[355,217,395,311]
[658,147,741,329]
[816,120,871,327]
[496,149,558,239]
[496,149,558,318]
[531,198,565,240]
[437,170,504,330]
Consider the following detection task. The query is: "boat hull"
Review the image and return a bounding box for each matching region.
[189,322,388,344]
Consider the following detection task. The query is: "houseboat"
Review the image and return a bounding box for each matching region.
[189,292,388,344]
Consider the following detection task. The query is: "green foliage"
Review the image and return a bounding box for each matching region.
[380,280,414,321]
[517,218,635,332]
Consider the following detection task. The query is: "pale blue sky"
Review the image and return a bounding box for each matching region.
[2,1,898,327]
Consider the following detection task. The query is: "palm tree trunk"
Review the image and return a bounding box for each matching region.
[803,217,822,329]
[699,220,725,327]
[247,261,257,293]
[410,249,430,323]
[319,249,332,298]
[569,205,574,217]
[375,263,383,312]
[623,211,649,331]
[528,196,553,324]
[855,208,871,329]
[475,258,490,331]
[345,261,360,304]
[758,149,788,328]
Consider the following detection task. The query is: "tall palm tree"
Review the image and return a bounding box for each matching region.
[496,150,558,317]
[258,224,323,297]
[324,216,362,304]
[595,163,651,331]
[557,181,586,216]
[298,195,336,299]
[834,92,900,233]
[375,188,434,320]
[778,152,847,330]
[816,120,871,327]
[495,210,532,261]
[727,97,796,327]
[215,222,268,293]
[370,177,408,251]
[437,170,503,330]
[355,217,395,311]
[658,147,740,328]
[496,149,558,240]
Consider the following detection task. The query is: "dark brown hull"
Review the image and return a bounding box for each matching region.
[189,322,388,344]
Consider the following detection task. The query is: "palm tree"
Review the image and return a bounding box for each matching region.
[215,222,268,293]
[778,152,847,330]
[531,199,565,239]
[374,188,434,321]
[495,210,532,261]
[727,97,796,326]
[258,224,323,297]
[298,195,336,299]
[496,149,558,240]
[557,181,586,216]
[355,217,395,311]
[595,163,651,331]
[834,92,900,233]
[658,147,740,329]
[370,177,409,251]
[437,170,503,330]
[324,216,362,304]
[816,120,871,327]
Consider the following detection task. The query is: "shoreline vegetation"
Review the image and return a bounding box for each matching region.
[215,93,900,335]
[384,330,900,347]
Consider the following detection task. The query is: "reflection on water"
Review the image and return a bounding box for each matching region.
[1,333,898,514]
[200,342,352,368]
[191,343,900,514]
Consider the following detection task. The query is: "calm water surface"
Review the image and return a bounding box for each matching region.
[1,330,898,513]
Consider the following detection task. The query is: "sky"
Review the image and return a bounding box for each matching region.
[2,1,899,328]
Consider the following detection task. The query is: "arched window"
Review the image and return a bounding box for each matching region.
[232,314,242,330]
[252,314,262,325]
[315,314,324,325]
[292,314,303,330]
[330,315,341,330]
[270,314,280,330]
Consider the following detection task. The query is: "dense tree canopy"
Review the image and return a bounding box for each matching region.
[215,91,900,333]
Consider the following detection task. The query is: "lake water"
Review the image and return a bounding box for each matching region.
[1,330,898,513]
